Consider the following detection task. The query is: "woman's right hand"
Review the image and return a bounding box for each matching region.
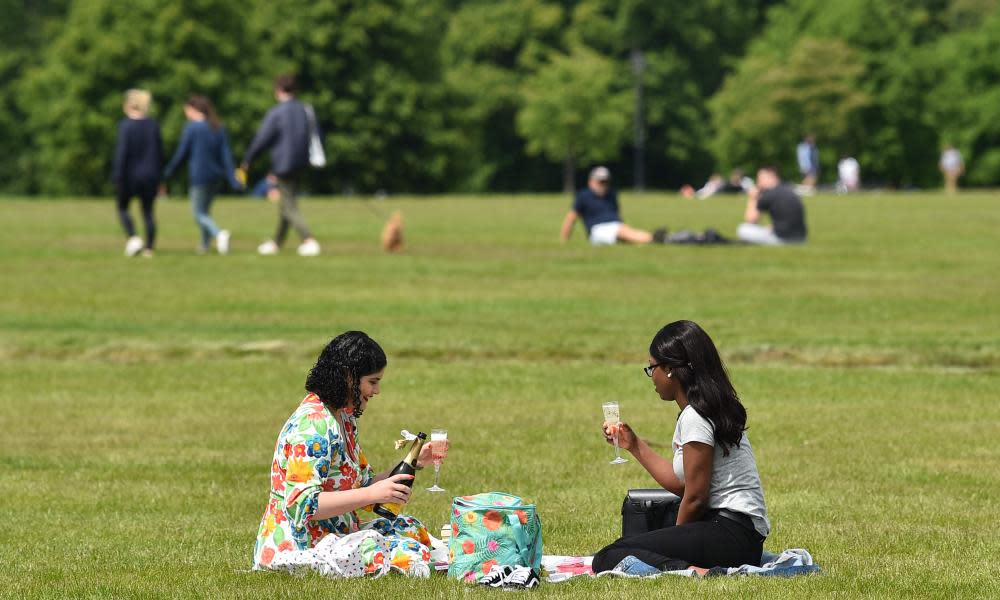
[603,421,638,452]
[368,473,414,505]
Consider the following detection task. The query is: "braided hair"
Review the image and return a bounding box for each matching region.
[650,320,747,456]
[305,331,386,418]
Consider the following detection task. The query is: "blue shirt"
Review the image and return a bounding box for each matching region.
[573,188,620,233]
[112,118,163,186]
[163,120,239,187]
[797,142,819,176]
[242,99,310,177]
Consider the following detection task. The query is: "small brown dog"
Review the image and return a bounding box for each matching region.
[381,210,404,253]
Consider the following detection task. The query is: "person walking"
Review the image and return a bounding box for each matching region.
[241,74,321,257]
[112,89,163,258]
[163,95,243,254]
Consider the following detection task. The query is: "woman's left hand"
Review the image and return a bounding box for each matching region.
[416,439,449,469]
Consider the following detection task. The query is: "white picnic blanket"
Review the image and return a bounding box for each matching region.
[266,530,431,579]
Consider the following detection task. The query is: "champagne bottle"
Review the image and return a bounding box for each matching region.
[372,432,426,520]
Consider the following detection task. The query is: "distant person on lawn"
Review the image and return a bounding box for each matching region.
[163,95,243,255]
[737,166,807,245]
[253,331,447,576]
[112,89,163,258]
[796,134,819,191]
[560,166,663,245]
[241,74,321,257]
[939,144,964,195]
[836,155,861,194]
[592,320,770,575]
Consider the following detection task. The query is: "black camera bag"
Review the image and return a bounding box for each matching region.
[621,489,681,537]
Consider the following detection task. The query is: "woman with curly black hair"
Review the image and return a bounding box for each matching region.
[253,331,442,576]
[592,320,770,575]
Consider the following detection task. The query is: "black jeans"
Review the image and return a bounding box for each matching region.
[592,510,764,572]
[116,181,158,249]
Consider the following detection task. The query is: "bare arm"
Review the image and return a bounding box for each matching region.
[744,188,761,224]
[311,473,414,521]
[604,422,683,496]
[675,441,713,525]
[560,211,579,242]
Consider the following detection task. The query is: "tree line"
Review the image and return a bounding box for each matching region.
[1,0,998,196]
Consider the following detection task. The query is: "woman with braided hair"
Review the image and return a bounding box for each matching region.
[253,331,443,576]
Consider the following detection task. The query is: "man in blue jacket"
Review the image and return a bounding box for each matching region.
[241,74,321,257]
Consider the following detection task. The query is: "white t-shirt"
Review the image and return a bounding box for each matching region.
[838,157,860,187]
[672,405,771,537]
[940,149,963,173]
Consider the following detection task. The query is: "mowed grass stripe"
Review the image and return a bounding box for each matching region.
[1,193,998,598]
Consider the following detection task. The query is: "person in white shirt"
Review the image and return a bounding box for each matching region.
[837,156,860,193]
[939,145,964,195]
[592,320,770,575]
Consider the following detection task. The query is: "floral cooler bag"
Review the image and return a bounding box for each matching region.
[448,492,542,582]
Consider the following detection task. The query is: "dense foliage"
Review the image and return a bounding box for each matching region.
[0,0,997,194]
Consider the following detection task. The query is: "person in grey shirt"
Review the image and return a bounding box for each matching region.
[242,74,321,256]
[593,320,769,575]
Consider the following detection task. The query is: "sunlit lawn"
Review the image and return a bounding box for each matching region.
[1,191,998,598]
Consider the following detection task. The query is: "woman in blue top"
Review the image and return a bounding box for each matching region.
[164,95,243,254]
[113,89,163,258]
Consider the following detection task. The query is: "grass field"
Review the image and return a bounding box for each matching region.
[1,191,998,599]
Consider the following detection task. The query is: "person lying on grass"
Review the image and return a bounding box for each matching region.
[252,331,447,575]
[593,320,770,575]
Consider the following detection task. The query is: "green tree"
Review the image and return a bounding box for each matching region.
[708,0,978,187]
[0,0,69,193]
[440,0,567,191]
[516,45,631,192]
[251,0,461,193]
[568,0,776,188]
[924,6,1000,184]
[710,37,870,178]
[19,0,268,195]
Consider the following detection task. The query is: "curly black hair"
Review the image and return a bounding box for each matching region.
[650,320,747,456]
[305,331,386,418]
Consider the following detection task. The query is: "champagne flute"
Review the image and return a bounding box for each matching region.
[425,428,447,492]
[602,402,629,465]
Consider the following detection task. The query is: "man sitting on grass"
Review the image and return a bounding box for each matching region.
[738,166,808,246]
[560,166,664,245]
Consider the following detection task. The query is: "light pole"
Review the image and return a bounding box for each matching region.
[631,46,646,192]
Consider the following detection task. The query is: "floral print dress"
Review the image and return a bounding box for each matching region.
[253,393,432,576]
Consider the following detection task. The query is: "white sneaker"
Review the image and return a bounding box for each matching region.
[297,238,321,257]
[216,230,230,255]
[503,566,540,589]
[257,240,278,255]
[124,236,143,257]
